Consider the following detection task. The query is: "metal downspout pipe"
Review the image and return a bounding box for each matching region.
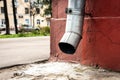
[58,0,86,54]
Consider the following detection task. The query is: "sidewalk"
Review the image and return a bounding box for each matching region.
[0,36,50,68]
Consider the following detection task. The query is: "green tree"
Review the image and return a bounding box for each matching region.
[3,0,10,34]
[34,0,52,16]
[30,0,51,27]
[43,0,52,16]
[12,0,18,34]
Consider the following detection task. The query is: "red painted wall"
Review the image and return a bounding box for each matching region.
[50,0,120,71]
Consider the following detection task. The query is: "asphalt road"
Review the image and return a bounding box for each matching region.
[0,36,50,68]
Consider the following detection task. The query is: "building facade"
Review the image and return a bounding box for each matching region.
[0,0,50,29]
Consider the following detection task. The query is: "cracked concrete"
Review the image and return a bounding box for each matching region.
[0,61,120,80]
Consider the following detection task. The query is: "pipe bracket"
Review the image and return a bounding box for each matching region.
[65,8,82,15]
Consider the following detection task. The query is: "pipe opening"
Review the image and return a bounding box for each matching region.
[59,42,75,54]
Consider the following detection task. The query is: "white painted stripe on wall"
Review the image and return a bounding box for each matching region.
[51,18,66,20]
[51,17,120,21]
[85,17,120,19]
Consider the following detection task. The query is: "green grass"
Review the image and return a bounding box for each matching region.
[0,27,50,38]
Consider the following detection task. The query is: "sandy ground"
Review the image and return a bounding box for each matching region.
[0,61,120,80]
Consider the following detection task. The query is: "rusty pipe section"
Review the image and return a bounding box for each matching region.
[58,0,86,54]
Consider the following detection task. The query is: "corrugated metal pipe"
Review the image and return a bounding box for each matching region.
[58,0,86,54]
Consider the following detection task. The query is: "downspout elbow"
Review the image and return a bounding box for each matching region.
[58,0,86,54]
